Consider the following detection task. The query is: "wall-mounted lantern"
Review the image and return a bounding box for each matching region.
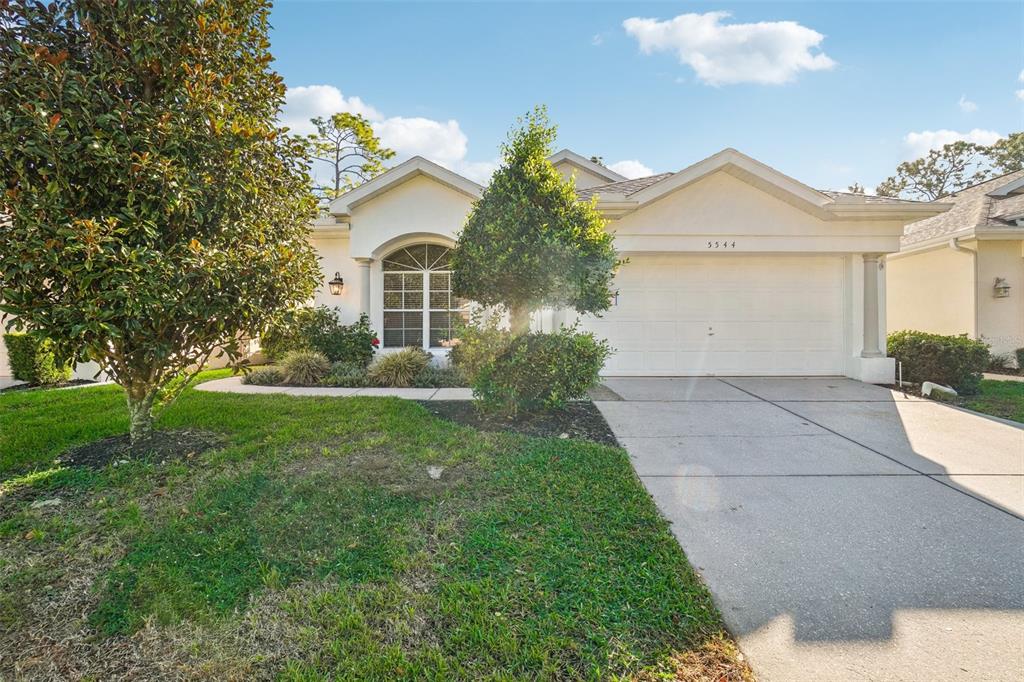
[993,277,1011,298]
[328,272,345,296]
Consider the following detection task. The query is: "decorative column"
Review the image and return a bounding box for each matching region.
[355,258,372,317]
[861,254,883,358]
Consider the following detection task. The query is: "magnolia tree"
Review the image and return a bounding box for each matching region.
[451,107,619,334]
[0,0,321,441]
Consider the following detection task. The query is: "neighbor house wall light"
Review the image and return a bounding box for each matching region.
[993,277,1010,298]
[328,272,345,295]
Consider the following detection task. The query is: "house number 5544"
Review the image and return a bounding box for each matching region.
[707,241,736,249]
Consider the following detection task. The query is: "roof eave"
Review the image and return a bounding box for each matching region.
[827,202,954,221]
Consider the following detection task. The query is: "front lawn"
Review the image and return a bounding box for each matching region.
[0,372,747,680]
[960,379,1024,423]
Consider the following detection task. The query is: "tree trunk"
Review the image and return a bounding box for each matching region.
[509,305,531,336]
[126,386,158,444]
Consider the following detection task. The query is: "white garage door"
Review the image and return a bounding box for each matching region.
[580,255,846,376]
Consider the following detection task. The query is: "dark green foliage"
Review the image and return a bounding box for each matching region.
[411,365,466,388]
[241,366,283,386]
[888,330,990,394]
[450,107,619,333]
[262,308,377,366]
[0,0,321,440]
[367,348,431,387]
[474,327,610,416]
[3,333,72,385]
[306,112,395,198]
[447,312,511,383]
[1016,348,1024,369]
[323,360,370,388]
[281,351,331,387]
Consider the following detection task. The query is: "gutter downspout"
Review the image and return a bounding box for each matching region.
[949,237,979,339]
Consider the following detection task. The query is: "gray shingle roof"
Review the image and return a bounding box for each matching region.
[576,173,674,200]
[818,190,930,205]
[901,170,1024,247]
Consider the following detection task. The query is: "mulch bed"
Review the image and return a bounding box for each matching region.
[0,379,96,393]
[418,400,618,446]
[56,429,222,469]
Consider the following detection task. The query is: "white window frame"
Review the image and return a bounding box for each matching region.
[381,245,466,350]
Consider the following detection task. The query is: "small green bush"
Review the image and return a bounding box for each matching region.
[412,365,467,388]
[242,367,284,386]
[262,307,378,366]
[281,350,331,386]
[887,330,990,394]
[3,333,72,384]
[1016,348,1024,370]
[367,348,431,388]
[474,327,610,416]
[447,311,511,383]
[323,361,370,388]
[988,353,1013,372]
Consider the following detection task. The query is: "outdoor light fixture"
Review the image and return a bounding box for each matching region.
[328,272,345,295]
[993,277,1011,298]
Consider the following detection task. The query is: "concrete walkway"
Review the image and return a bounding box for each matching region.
[195,375,473,400]
[595,377,1024,682]
[0,376,25,390]
[984,372,1024,383]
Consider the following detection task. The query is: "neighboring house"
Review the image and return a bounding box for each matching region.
[310,147,947,383]
[887,171,1024,363]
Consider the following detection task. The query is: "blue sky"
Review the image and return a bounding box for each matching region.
[270,1,1024,191]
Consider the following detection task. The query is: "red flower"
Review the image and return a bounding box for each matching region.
[371,337,380,347]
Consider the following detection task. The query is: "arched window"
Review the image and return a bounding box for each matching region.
[382,244,467,349]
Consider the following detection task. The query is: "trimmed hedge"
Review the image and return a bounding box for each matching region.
[887,330,989,394]
[474,327,610,416]
[3,333,72,384]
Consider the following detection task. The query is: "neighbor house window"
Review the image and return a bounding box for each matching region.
[382,244,467,349]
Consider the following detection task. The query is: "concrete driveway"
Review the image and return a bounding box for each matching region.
[595,377,1024,682]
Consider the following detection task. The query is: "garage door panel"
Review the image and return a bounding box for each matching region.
[584,255,846,376]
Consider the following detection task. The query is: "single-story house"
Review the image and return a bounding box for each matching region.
[887,170,1024,363]
[309,148,948,384]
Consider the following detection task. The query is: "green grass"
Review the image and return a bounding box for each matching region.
[961,379,1024,423]
[0,372,746,680]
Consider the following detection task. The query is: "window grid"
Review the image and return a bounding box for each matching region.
[382,246,466,349]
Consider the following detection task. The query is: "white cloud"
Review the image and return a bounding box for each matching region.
[281,85,382,134]
[903,128,1003,159]
[1017,89,1024,101]
[958,95,977,113]
[282,85,494,183]
[591,33,604,46]
[1019,69,1024,82]
[622,11,835,86]
[608,159,654,179]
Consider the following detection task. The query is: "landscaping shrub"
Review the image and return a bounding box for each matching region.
[241,367,284,386]
[887,330,990,394]
[3,333,72,384]
[323,361,370,388]
[474,326,610,416]
[367,348,431,387]
[1016,348,1024,370]
[281,350,331,386]
[412,365,466,388]
[262,307,378,365]
[447,311,511,382]
[988,353,1013,372]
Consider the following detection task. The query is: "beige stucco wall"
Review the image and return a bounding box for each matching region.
[0,330,9,376]
[348,174,473,259]
[552,161,615,190]
[978,240,1024,357]
[886,244,976,338]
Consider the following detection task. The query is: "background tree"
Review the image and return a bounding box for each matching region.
[987,132,1024,174]
[876,141,990,199]
[0,0,321,442]
[847,182,866,194]
[306,112,394,198]
[451,106,619,335]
